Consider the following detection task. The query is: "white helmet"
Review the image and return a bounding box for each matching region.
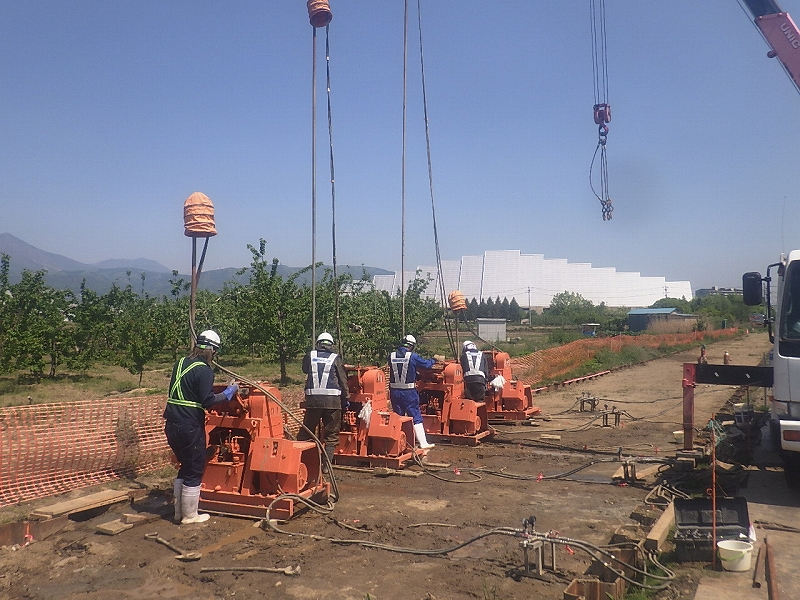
[316,332,334,346]
[402,334,417,348]
[463,340,477,351]
[197,330,221,350]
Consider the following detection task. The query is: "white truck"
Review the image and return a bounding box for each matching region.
[738,0,800,480]
[743,258,800,479]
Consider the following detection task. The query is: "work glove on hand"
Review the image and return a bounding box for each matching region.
[222,384,239,401]
[433,354,445,362]
[342,400,350,412]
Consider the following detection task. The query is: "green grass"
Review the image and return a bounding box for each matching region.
[0,355,306,407]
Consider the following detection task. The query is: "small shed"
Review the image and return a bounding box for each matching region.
[627,308,698,333]
[476,318,507,342]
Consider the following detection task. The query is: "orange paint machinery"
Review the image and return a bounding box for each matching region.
[334,366,425,469]
[418,361,494,446]
[198,383,330,520]
[485,351,541,421]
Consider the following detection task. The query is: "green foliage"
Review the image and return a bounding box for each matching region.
[0,262,72,378]
[224,239,311,384]
[547,329,583,345]
[116,293,165,387]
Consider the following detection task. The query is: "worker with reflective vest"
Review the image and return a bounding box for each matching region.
[388,334,437,449]
[163,330,238,525]
[299,332,350,473]
[460,340,490,401]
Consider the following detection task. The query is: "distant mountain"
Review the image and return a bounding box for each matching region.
[0,233,393,296]
[92,258,172,273]
[0,232,90,272]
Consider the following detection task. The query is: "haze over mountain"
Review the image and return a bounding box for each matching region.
[0,233,391,296]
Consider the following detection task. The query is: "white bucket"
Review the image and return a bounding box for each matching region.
[717,540,753,572]
[673,430,683,444]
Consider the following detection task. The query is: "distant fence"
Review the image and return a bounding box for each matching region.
[0,329,738,509]
[510,328,739,386]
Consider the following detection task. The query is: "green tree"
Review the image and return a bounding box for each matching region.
[466,297,479,322]
[117,295,165,387]
[651,297,691,313]
[0,268,71,377]
[509,297,522,323]
[230,240,311,383]
[547,291,595,325]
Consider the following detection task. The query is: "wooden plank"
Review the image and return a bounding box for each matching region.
[372,467,424,478]
[96,512,161,536]
[645,501,674,553]
[29,489,131,520]
[612,463,661,481]
[95,520,134,536]
[0,515,69,546]
[540,434,561,441]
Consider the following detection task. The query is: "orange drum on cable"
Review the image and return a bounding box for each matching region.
[183,191,217,237]
[448,290,467,312]
[307,0,332,28]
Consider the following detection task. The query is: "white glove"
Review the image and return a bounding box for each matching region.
[490,375,506,391]
[358,399,373,430]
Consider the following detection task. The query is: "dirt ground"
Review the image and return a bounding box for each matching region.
[0,333,774,600]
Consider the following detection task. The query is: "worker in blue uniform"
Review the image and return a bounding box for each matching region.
[388,334,437,449]
[298,332,350,473]
[163,330,238,524]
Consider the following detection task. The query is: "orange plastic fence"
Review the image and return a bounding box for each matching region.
[510,329,738,386]
[0,397,172,508]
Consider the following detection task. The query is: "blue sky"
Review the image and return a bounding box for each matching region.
[2,1,800,292]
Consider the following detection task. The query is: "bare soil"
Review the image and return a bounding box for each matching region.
[0,333,772,600]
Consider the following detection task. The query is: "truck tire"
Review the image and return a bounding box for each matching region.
[783,454,800,489]
[770,419,781,451]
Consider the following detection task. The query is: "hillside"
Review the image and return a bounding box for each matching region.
[0,233,392,296]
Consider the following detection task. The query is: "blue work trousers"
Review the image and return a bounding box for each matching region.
[390,388,423,424]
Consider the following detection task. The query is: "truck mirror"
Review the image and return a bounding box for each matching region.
[742,272,763,306]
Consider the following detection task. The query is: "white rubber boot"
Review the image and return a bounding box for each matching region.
[180,485,210,524]
[413,422,435,449]
[173,478,184,523]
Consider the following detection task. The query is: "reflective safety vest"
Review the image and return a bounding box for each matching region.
[166,357,206,410]
[389,351,415,389]
[305,350,342,396]
[463,350,486,379]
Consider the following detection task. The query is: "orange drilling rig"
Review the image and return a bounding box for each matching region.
[198,383,330,520]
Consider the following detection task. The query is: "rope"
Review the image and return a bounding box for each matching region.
[589,0,613,221]
[412,0,456,358]
[401,0,409,334]
[311,27,318,341]
[324,26,344,360]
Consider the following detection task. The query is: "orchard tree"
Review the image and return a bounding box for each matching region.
[0,267,71,377]
[547,291,595,325]
[231,239,311,383]
[117,294,165,387]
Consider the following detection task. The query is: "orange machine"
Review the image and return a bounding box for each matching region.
[484,351,540,421]
[199,383,330,520]
[418,361,494,446]
[334,366,425,468]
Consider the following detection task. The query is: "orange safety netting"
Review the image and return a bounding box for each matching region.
[510,329,739,386]
[0,397,172,508]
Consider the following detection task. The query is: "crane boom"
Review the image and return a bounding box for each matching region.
[742,0,800,92]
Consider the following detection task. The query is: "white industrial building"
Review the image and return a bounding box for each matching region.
[372,250,693,309]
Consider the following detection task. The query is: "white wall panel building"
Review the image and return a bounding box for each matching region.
[372,250,692,308]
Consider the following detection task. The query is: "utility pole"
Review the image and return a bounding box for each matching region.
[528,286,532,329]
